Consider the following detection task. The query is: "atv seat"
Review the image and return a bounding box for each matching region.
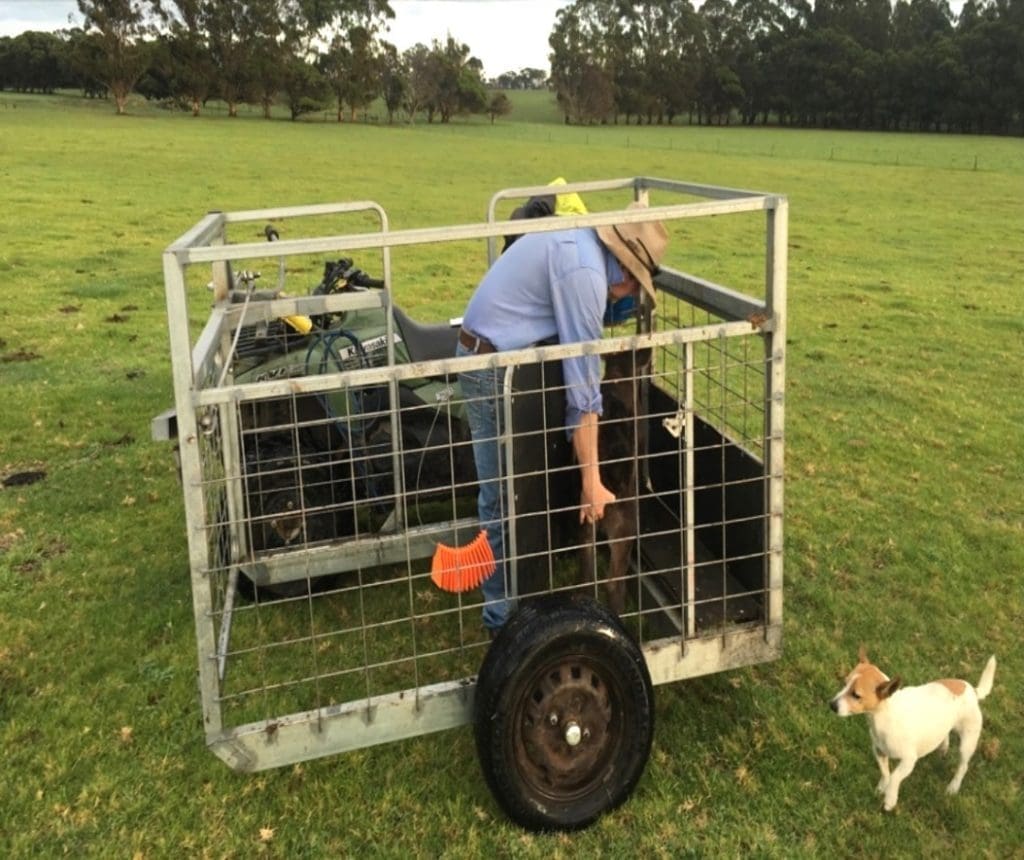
[392,304,461,364]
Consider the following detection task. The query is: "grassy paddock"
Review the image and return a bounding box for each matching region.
[1,91,1022,857]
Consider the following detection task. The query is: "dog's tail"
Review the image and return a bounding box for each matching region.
[976,655,997,701]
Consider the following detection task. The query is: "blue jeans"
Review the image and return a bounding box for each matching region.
[457,344,510,630]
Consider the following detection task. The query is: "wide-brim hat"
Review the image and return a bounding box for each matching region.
[596,202,669,302]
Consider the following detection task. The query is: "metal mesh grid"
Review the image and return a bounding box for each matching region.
[191,322,773,731]
[654,292,769,454]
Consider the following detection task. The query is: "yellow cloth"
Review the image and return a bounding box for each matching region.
[548,176,588,216]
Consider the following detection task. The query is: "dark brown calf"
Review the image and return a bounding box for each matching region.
[580,348,652,614]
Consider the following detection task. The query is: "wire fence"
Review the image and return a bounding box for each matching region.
[401,119,1024,175]
[8,89,1021,175]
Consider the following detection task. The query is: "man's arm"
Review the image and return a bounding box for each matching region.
[573,412,615,523]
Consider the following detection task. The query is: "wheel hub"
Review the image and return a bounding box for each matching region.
[515,657,615,794]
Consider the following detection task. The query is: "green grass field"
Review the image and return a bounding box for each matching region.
[1,90,1022,857]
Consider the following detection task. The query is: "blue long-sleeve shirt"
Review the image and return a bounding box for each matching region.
[462,228,623,429]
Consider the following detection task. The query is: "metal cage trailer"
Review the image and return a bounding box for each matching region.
[154,177,788,831]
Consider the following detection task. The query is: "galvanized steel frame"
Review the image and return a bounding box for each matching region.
[160,177,787,770]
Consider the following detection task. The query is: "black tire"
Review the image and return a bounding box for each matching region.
[473,594,655,832]
[236,569,340,603]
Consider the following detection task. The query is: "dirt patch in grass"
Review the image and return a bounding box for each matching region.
[0,528,26,551]
[2,470,47,488]
[1,349,41,363]
[13,536,69,575]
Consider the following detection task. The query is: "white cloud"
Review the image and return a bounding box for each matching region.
[0,0,566,77]
[387,1,567,76]
[0,0,79,34]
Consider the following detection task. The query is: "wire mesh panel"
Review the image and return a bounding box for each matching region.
[158,179,786,770]
[503,329,772,642]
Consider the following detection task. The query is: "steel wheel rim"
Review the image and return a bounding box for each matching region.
[511,653,622,801]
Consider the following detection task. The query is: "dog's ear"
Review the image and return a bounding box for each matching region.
[876,677,902,700]
[857,645,869,664]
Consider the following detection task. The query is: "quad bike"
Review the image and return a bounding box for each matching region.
[206,230,478,596]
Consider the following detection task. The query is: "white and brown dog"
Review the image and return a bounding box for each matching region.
[830,648,996,811]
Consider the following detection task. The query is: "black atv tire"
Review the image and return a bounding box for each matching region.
[473,594,655,832]
[236,570,340,603]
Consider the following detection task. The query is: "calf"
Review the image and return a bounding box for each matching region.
[580,348,652,614]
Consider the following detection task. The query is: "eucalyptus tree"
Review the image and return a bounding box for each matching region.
[0,31,68,93]
[890,0,955,48]
[770,0,887,127]
[401,43,434,121]
[695,0,745,124]
[549,2,616,124]
[249,29,288,118]
[1003,0,1024,131]
[732,0,795,124]
[281,0,394,57]
[400,37,485,123]
[74,0,154,113]
[615,1,655,123]
[887,0,956,129]
[494,68,547,89]
[280,53,328,119]
[378,42,406,123]
[61,27,109,96]
[618,0,701,124]
[199,0,253,116]
[486,91,512,123]
[321,25,383,121]
[152,0,215,115]
[954,0,1023,132]
[431,36,487,123]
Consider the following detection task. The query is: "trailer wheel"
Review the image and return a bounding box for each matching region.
[473,594,654,832]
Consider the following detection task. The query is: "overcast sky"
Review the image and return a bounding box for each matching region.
[0,0,570,77]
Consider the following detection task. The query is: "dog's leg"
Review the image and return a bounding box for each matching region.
[947,712,983,795]
[883,756,917,811]
[939,734,950,756]
[873,746,890,794]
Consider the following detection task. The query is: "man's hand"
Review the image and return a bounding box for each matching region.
[580,481,616,524]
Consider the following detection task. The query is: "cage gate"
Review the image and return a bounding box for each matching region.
[155,177,787,775]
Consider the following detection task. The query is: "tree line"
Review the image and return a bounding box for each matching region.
[0,0,517,123]
[1,0,1021,134]
[550,0,1024,134]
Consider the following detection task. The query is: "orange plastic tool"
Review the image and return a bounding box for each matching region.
[430,530,496,593]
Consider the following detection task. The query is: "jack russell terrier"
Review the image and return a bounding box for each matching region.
[830,648,996,811]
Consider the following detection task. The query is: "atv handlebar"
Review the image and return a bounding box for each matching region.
[263,224,384,290]
[312,258,384,293]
